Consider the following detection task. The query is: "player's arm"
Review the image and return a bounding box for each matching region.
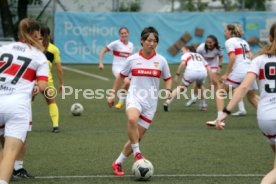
[216,72,256,129]
[175,62,186,83]
[37,80,48,92]
[99,47,109,70]
[221,53,235,81]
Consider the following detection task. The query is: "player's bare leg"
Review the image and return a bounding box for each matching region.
[0,137,23,183]
[260,144,276,184]
[115,77,130,109]
[163,86,185,111]
[186,83,198,107]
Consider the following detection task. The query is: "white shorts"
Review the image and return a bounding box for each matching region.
[112,65,124,78]
[182,70,207,87]
[224,72,258,90]
[0,112,30,142]
[258,119,276,145]
[126,98,156,129]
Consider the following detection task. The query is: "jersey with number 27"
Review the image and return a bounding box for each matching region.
[0,42,48,112]
[248,54,276,120]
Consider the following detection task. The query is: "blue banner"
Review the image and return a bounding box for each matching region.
[54,12,276,64]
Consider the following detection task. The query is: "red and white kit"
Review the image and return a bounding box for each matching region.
[120,50,171,129]
[196,43,222,73]
[248,54,276,144]
[224,37,257,89]
[181,52,208,87]
[106,39,134,77]
[0,42,48,142]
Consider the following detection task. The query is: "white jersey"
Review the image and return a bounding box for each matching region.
[0,42,48,113]
[181,52,208,72]
[106,39,134,66]
[120,50,171,108]
[248,54,276,120]
[225,37,251,75]
[196,43,222,68]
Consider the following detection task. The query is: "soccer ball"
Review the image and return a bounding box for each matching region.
[70,103,84,116]
[132,159,154,181]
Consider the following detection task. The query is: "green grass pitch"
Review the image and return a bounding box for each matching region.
[18,64,272,184]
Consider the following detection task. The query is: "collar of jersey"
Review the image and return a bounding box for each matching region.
[120,39,128,45]
[139,50,156,60]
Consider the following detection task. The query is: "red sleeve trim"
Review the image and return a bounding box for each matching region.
[120,72,127,77]
[228,51,235,56]
[36,76,48,81]
[247,71,258,77]
[164,77,172,81]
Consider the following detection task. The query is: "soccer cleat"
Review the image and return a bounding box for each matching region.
[186,98,196,107]
[134,152,145,161]
[112,162,124,176]
[163,103,169,112]
[52,127,60,133]
[200,103,208,111]
[115,102,124,109]
[13,168,34,179]
[206,120,225,127]
[231,110,247,116]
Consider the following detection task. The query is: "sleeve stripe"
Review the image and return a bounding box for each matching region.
[36,76,48,81]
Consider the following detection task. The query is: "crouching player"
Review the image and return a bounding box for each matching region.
[163,45,212,111]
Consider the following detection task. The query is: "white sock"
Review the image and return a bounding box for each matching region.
[14,160,23,171]
[165,97,175,105]
[238,100,246,112]
[119,92,126,103]
[115,152,127,164]
[131,143,141,155]
[191,94,198,101]
[217,111,223,118]
[0,180,8,184]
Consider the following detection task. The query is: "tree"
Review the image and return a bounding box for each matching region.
[0,0,15,37]
[0,0,28,39]
[179,0,208,12]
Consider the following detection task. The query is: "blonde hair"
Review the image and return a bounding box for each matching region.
[258,23,276,56]
[18,18,44,52]
[226,24,244,38]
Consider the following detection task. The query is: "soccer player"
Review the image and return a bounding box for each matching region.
[163,45,212,111]
[215,22,276,184]
[40,25,64,133]
[206,24,259,127]
[186,35,247,115]
[0,18,48,184]
[99,27,134,109]
[107,27,172,176]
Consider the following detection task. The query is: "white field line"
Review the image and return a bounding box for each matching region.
[35,174,264,179]
[62,66,110,81]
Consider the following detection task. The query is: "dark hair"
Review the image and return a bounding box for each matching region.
[186,45,196,53]
[140,26,159,46]
[258,22,276,56]
[119,27,128,34]
[40,25,51,49]
[205,35,220,53]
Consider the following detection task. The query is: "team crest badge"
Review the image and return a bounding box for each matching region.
[153,62,159,68]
